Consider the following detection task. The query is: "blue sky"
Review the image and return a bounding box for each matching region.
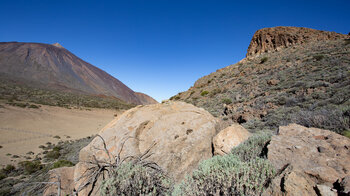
[1,0,349,102]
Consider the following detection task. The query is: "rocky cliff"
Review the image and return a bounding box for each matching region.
[246,26,348,57]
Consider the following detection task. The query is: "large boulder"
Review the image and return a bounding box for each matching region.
[213,123,251,155]
[74,101,218,195]
[43,167,75,196]
[263,124,350,195]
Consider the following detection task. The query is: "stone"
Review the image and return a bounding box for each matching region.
[74,101,218,195]
[262,165,317,196]
[315,185,337,196]
[339,176,350,194]
[267,79,279,85]
[264,124,350,195]
[246,27,349,57]
[43,167,75,196]
[213,123,251,155]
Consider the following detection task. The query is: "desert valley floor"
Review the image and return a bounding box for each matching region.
[0,104,120,165]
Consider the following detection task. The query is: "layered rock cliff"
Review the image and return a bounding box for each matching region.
[246,26,348,57]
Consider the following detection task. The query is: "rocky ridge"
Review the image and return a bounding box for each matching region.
[247,26,348,57]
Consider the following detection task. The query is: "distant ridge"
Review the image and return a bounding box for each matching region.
[0,42,157,105]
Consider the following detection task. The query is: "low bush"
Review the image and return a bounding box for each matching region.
[44,150,60,160]
[291,107,350,134]
[2,165,15,174]
[173,155,275,195]
[342,130,350,139]
[173,131,275,195]
[200,91,209,96]
[19,160,42,174]
[210,89,222,97]
[100,162,172,195]
[345,39,350,45]
[52,160,74,169]
[222,98,232,105]
[28,104,39,109]
[260,57,268,64]
[0,172,6,181]
[313,55,324,61]
[0,188,11,196]
[231,131,272,161]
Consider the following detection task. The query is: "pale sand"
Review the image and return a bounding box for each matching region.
[0,104,122,166]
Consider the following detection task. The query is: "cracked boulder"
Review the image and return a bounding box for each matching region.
[74,101,218,195]
[263,124,350,195]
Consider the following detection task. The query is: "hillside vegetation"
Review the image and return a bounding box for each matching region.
[0,78,135,110]
[172,38,350,135]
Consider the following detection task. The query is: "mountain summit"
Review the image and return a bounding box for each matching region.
[52,42,64,48]
[0,42,157,105]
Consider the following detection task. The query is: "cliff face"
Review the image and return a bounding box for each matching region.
[246,26,348,57]
[0,42,156,105]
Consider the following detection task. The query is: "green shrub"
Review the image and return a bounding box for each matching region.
[100,162,172,195]
[2,165,15,174]
[200,91,209,96]
[313,55,324,61]
[0,187,11,196]
[173,155,275,195]
[44,150,61,160]
[260,57,268,64]
[209,88,221,97]
[221,98,232,105]
[0,172,6,180]
[343,130,350,139]
[345,39,350,45]
[231,131,272,162]
[52,146,62,152]
[52,160,74,169]
[53,135,61,139]
[19,160,42,174]
[28,104,39,109]
[170,95,181,100]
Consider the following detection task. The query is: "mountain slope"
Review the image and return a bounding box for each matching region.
[0,42,157,105]
[172,27,350,134]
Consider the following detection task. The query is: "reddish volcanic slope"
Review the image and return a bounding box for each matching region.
[0,42,157,105]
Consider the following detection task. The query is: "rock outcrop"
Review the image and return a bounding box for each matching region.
[43,167,75,196]
[247,26,348,57]
[213,123,251,155]
[263,124,350,195]
[51,101,217,195]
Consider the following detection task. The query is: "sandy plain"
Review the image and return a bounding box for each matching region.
[0,104,121,166]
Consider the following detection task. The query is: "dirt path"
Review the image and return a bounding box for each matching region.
[0,104,122,166]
